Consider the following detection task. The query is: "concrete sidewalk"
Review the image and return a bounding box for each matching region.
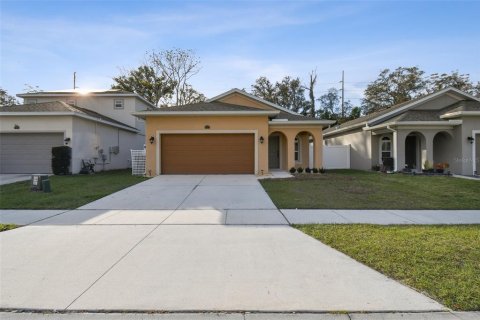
[282,209,480,225]
[1,311,479,319]
[0,174,31,186]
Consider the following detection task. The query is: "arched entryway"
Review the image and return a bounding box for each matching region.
[268,131,287,170]
[405,131,426,170]
[433,131,453,167]
[295,131,315,169]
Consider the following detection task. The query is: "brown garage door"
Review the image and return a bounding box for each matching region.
[161,134,254,174]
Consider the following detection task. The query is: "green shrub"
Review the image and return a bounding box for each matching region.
[289,167,296,174]
[297,167,304,173]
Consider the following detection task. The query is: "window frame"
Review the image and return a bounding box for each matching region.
[380,136,392,162]
[113,99,124,109]
[294,137,301,162]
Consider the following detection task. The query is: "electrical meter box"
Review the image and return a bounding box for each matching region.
[31,174,49,191]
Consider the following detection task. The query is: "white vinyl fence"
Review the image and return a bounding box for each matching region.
[322,145,350,169]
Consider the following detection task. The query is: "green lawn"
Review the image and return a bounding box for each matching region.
[0,170,148,209]
[295,224,480,311]
[260,170,480,209]
[0,224,18,232]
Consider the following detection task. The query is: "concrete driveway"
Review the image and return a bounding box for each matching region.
[0,175,445,312]
[0,174,31,185]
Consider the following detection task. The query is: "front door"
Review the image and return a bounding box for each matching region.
[269,135,280,169]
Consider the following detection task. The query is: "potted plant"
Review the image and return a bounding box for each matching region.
[312,167,319,174]
[289,167,296,174]
[435,163,444,174]
[305,167,311,173]
[423,160,434,174]
[297,167,304,174]
[319,167,326,174]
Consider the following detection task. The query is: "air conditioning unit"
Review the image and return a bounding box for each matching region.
[109,146,120,154]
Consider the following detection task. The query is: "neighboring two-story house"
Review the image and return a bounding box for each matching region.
[0,89,154,174]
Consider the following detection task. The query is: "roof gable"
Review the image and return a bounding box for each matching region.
[207,88,299,115]
[325,87,480,135]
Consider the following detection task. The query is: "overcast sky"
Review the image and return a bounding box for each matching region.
[1,0,479,103]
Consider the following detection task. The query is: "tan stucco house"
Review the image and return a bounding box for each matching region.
[324,87,480,176]
[134,88,334,176]
[0,89,153,174]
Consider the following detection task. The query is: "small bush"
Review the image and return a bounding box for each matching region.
[297,167,304,173]
[372,164,381,171]
[52,146,72,175]
[289,167,296,174]
[312,168,319,173]
[305,167,311,173]
[319,167,326,174]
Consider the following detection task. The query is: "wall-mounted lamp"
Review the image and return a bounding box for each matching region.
[14,124,20,129]
[149,136,155,144]
[467,136,475,144]
[204,125,210,129]
[64,137,71,145]
[259,136,264,144]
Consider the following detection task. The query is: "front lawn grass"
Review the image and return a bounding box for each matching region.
[0,224,18,232]
[295,224,480,311]
[260,170,480,209]
[0,170,148,209]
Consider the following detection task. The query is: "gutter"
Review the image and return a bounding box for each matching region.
[363,120,463,131]
[323,122,366,137]
[440,111,480,119]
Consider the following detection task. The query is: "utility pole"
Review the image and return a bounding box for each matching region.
[340,70,345,119]
[73,72,77,90]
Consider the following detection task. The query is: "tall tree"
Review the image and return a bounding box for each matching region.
[112,65,174,107]
[427,71,477,94]
[306,69,317,118]
[317,88,340,120]
[148,48,204,106]
[0,87,18,106]
[251,77,277,103]
[275,76,308,113]
[362,67,427,114]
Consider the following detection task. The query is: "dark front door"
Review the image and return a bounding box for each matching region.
[405,135,417,169]
[269,135,280,169]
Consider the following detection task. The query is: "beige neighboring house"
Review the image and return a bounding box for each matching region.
[0,89,154,174]
[133,88,334,176]
[324,87,480,176]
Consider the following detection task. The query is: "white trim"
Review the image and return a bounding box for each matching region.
[269,120,334,128]
[207,88,299,115]
[393,131,398,171]
[294,137,302,163]
[473,130,480,176]
[154,130,259,175]
[440,111,480,119]
[363,120,462,131]
[0,112,138,133]
[133,110,279,118]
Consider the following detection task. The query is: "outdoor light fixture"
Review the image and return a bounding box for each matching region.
[259,136,264,144]
[14,124,20,129]
[64,137,71,145]
[204,125,210,129]
[149,136,155,144]
[467,136,475,144]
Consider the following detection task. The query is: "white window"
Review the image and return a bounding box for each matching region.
[381,136,392,160]
[114,99,124,109]
[25,99,37,104]
[295,138,301,162]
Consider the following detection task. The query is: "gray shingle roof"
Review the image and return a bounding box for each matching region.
[0,101,137,130]
[146,101,321,122]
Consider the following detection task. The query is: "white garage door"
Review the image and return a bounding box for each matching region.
[0,133,64,173]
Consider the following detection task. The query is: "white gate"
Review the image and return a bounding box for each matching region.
[130,149,146,176]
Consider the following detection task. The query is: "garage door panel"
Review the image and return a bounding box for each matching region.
[161,134,254,174]
[0,133,64,173]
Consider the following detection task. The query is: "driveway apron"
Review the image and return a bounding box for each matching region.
[0,175,445,312]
